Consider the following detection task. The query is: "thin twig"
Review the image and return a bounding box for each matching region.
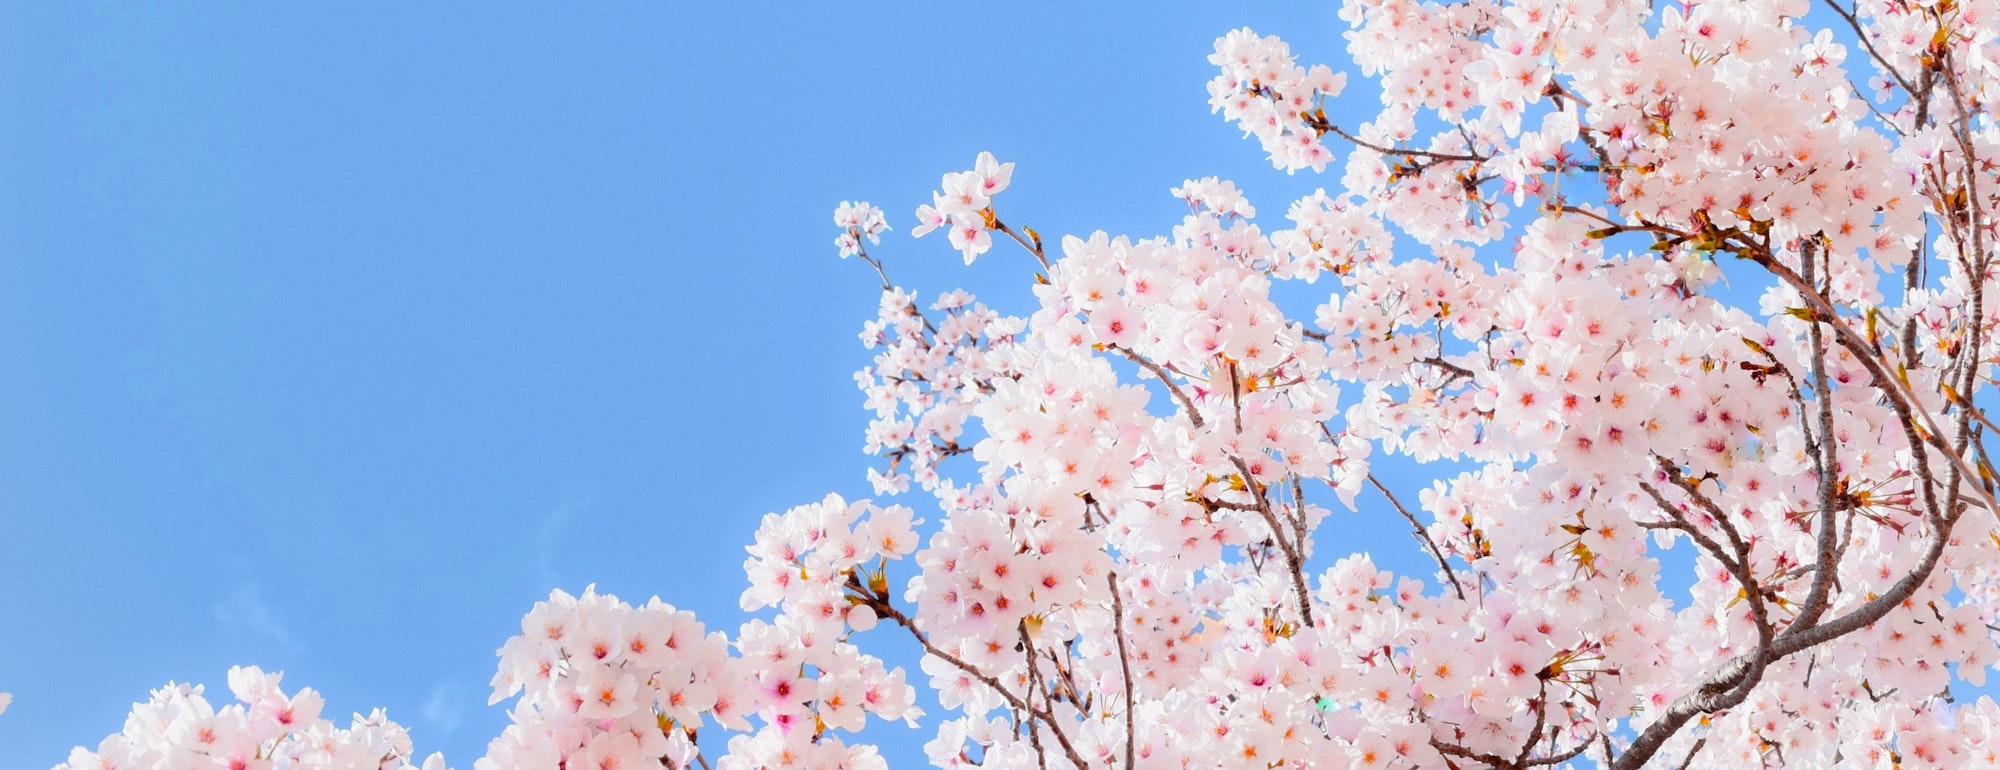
[1325,124,1487,163]
[993,218,1051,271]
[1818,0,1917,98]
[1673,737,1708,770]
[1108,572,1137,770]
[1367,474,1466,601]
[856,581,1091,770]
[1108,344,1205,428]
[1231,456,1316,627]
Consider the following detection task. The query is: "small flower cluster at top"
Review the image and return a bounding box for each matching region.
[832,202,888,260]
[1207,28,1348,173]
[55,667,442,770]
[913,152,1014,264]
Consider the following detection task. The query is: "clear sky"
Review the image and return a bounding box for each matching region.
[0,3,1466,768]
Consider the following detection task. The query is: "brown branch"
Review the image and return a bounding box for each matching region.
[1735,242,1997,520]
[1107,572,1136,770]
[849,240,941,337]
[1618,475,1779,770]
[1229,359,1245,434]
[1939,61,1990,533]
[1431,739,1519,769]
[1107,344,1205,429]
[992,218,1051,272]
[1613,621,1774,770]
[856,582,1090,770]
[1289,475,1311,563]
[1368,473,1466,601]
[1793,240,1844,631]
[1672,737,1708,770]
[1429,728,1588,770]
[1020,623,1053,770]
[1325,124,1487,164]
[1419,356,1478,382]
[1652,459,1757,575]
[1231,456,1316,627]
[1199,497,1262,513]
[1625,394,1966,770]
[1514,682,1550,769]
[1526,740,1592,767]
[1553,206,1684,238]
[1772,508,1957,656]
[1818,0,1917,99]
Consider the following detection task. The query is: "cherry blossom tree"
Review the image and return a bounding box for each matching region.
[53,0,2000,767]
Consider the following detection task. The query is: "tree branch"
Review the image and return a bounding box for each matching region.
[1792,239,1844,631]
[1231,456,1316,627]
[1108,344,1204,429]
[1107,572,1136,770]
[854,580,1091,770]
[1368,473,1466,601]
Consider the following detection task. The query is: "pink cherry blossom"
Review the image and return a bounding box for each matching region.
[61,5,2000,769]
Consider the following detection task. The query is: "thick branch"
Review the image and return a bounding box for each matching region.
[1793,240,1844,631]
[1772,508,1957,656]
[1019,623,1057,770]
[1619,477,1778,770]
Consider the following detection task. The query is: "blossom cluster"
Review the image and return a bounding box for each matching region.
[832,202,888,260]
[55,667,442,770]
[477,587,735,770]
[854,283,1023,497]
[729,494,926,770]
[912,152,1014,264]
[1207,29,1348,173]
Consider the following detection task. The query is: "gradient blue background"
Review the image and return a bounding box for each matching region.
[0,4,1442,768]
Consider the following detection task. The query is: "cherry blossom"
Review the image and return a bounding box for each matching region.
[57,2,2000,768]
[805,2,2000,765]
[911,152,1029,266]
[55,667,444,770]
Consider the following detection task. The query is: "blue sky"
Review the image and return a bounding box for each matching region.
[0,3,1438,767]
[17,3,1985,768]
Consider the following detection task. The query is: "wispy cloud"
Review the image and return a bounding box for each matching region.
[421,680,465,737]
[214,583,296,653]
[534,482,599,585]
